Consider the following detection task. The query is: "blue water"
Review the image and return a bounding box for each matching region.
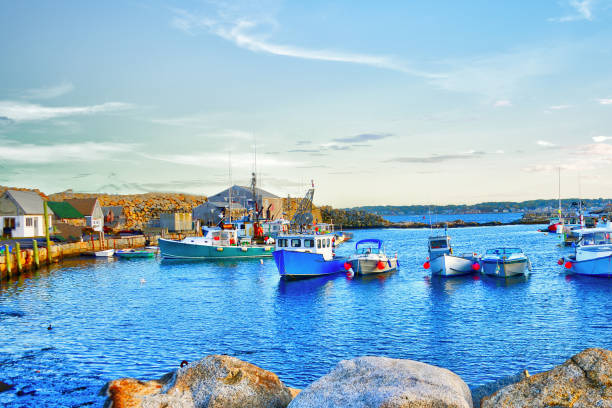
[385,212,523,224]
[1,225,611,407]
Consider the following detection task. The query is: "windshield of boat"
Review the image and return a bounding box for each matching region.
[485,248,523,255]
[580,232,612,245]
[357,245,380,255]
[429,239,448,249]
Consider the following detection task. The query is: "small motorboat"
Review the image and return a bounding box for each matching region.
[273,233,346,279]
[347,239,397,275]
[115,249,156,259]
[93,249,114,257]
[560,225,612,276]
[424,235,479,277]
[480,248,531,277]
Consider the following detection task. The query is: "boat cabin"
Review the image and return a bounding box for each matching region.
[201,226,240,246]
[355,239,383,255]
[428,235,451,257]
[275,233,336,260]
[573,227,612,247]
[484,248,524,256]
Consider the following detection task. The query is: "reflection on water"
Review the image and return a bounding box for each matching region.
[1,225,611,407]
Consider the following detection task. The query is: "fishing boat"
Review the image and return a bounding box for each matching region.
[273,233,346,279]
[347,239,397,275]
[424,235,479,277]
[480,248,531,277]
[115,249,156,259]
[559,225,612,276]
[158,226,273,260]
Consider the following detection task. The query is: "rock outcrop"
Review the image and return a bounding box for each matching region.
[288,356,472,408]
[102,355,293,408]
[481,348,612,407]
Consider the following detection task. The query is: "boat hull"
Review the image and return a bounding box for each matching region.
[115,251,155,259]
[349,258,397,275]
[273,250,345,279]
[430,254,475,276]
[567,255,612,277]
[481,259,528,277]
[94,249,114,257]
[159,238,273,260]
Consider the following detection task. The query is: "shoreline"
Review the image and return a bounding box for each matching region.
[340,219,547,230]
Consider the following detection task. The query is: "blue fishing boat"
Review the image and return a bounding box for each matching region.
[273,233,346,279]
[159,226,274,260]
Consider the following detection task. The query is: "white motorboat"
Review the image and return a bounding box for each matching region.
[560,225,612,277]
[93,249,114,257]
[348,239,397,275]
[481,248,531,277]
[425,235,479,277]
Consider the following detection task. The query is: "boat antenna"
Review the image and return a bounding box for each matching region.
[228,152,232,224]
[558,167,562,226]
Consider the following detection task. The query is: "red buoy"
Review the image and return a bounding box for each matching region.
[472,263,481,271]
[344,262,352,271]
[423,261,430,269]
[377,261,385,270]
[564,261,573,269]
[557,258,564,265]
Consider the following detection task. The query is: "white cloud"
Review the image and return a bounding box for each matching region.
[599,98,612,105]
[494,100,512,107]
[536,140,556,147]
[0,141,136,163]
[549,105,571,110]
[593,136,612,142]
[21,82,74,100]
[549,0,593,22]
[523,143,612,172]
[170,9,439,78]
[0,101,132,122]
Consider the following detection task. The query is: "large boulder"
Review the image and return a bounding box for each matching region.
[481,348,612,407]
[102,355,294,408]
[288,356,472,408]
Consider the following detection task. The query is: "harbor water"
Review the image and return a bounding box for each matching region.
[1,224,611,407]
[384,212,523,224]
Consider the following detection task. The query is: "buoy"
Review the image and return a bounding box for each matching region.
[472,263,480,271]
[344,262,352,270]
[140,278,146,284]
[346,269,354,278]
[423,261,430,269]
[260,259,264,264]
[557,258,564,265]
[180,360,189,368]
[377,261,385,270]
[47,325,52,330]
[564,261,573,269]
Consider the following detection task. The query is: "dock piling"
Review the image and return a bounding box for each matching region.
[44,201,52,265]
[4,245,11,277]
[15,243,22,273]
[33,240,40,268]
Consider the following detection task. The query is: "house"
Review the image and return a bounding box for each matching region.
[207,185,278,213]
[47,201,85,226]
[159,212,193,232]
[0,190,53,238]
[65,198,104,232]
[102,206,126,227]
[192,201,246,225]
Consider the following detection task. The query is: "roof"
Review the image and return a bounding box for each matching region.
[102,206,124,217]
[4,190,51,215]
[65,198,98,216]
[47,201,83,219]
[208,185,279,201]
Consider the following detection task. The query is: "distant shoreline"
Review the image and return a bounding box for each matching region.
[341,219,547,230]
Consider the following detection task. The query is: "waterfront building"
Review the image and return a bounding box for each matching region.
[159,212,193,232]
[102,206,126,228]
[64,198,104,232]
[208,185,278,214]
[47,201,85,226]
[0,190,53,238]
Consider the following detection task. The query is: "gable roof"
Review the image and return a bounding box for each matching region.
[47,201,84,219]
[102,206,124,218]
[65,198,99,216]
[209,185,279,201]
[4,190,51,215]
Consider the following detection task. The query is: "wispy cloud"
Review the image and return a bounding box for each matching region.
[332,133,393,143]
[0,101,132,122]
[593,136,612,142]
[170,9,439,78]
[21,82,74,100]
[494,100,512,107]
[536,140,557,147]
[388,150,485,164]
[599,98,612,105]
[549,104,571,110]
[0,140,136,163]
[549,0,593,22]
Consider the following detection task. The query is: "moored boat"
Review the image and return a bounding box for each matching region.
[273,233,345,279]
[115,249,156,259]
[480,248,531,277]
[158,227,273,260]
[424,235,479,277]
[560,226,612,276]
[93,249,114,257]
[348,239,397,275]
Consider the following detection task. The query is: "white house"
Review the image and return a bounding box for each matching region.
[0,190,53,238]
[65,198,104,232]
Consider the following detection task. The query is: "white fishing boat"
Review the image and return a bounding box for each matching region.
[93,249,114,257]
[481,248,531,277]
[347,239,397,275]
[560,224,612,277]
[424,235,479,277]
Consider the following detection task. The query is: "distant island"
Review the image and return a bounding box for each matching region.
[348,198,612,216]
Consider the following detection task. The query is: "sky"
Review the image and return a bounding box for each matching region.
[1,0,612,207]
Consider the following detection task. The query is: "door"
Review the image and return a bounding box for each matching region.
[34,217,39,235]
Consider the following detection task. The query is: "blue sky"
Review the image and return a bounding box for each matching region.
[1,0,612,206]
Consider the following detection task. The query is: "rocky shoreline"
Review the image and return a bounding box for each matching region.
[99,348,611,408]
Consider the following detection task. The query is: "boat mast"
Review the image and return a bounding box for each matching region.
[228,152,232,224]
[558,167,562,225]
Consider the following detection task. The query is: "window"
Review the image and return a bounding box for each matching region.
[25,217,33,227]
[304,239,315,248]
[322,239,326,248]
[277,239,287,247]
[317,239,322,248]
[291,239,301,248]
[327,239,331,247]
